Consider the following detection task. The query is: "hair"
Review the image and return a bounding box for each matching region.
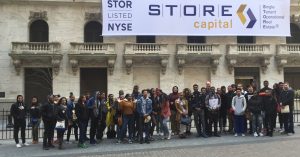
[58,97,67,105]
[31,96,38,105]
[77,95,86,105]
[16,95,23,101]
[279,82,284,85]
[201,87,206,91]
[193,84,198,87]
[236,88,242,91]
[142,89,148,94]
[69,92,74,98]
[264,80,269,83]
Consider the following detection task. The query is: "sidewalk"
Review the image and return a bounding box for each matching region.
[0,126,299,157]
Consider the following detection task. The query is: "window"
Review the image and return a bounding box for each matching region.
[136,36,155,43]
[29,20,49,42]
[84,21,103,42]
[286,23,300,43]
[187,36,206,43]
[237,36,255,43]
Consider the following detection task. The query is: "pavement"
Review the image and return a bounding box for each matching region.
[0,126,299,157]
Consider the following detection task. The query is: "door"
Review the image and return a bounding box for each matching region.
[234,67,260,91]
[80,68,107,96]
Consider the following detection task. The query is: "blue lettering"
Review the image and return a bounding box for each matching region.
[184,5,196,16]
[203,5,215,16]
[222,6,232,16]
[149,5,160,16]
[165,5,178,16]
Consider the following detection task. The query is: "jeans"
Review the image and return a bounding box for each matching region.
[283,113,290,133]
[66,121,78,141]
[161,116,170,137]
[234,115,245,134]
[32,120,40,141]
[289,108,294,133]
[79,120,88,144]
[138,117,150,142]
[252,113,263,133]
[13,119,26,144]
[155,114,162,134]
[121,114,134,140]
[193,110,206,136]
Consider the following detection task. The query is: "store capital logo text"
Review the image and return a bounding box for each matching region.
[148,4,233,16]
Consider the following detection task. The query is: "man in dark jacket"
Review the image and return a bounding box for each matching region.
[263,90,277,137]
[192,84,208,138]
[280,82,295,135]
[225,85,236,133]
[10,95,29,148]
[41,95,56,150]
[248,92,263,137]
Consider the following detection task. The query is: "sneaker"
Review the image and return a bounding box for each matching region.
[259,133,264,137]
[78,143,87,148]
[254,132,258,137]
[128,139,133,144]
[116,140,121,144]
[242,134,245,137]
[234,133,238,137]
[16,144,22,148]
[22,142,30,146]
[167,134,171,140]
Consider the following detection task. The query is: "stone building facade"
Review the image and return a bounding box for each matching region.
[0,0,300,105]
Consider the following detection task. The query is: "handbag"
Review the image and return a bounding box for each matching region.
[55,120,65,130]
[180,116,191,125]
[281,105,290,113]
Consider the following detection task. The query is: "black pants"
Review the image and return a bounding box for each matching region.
[57,130,65,146]
[289,108,294,133]
[13,119,26,144]
[194,110,206,136]
[43,120,56,147]
[265,112,276,134]
[208,110,219,135]
[79,120,88,144]
[66,121,78,141]
[283,113,290,133]
[138,117,150,142]
[97,116,106,140]
[89,116,98,141]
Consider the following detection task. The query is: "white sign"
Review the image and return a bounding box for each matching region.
[102,0,290,36]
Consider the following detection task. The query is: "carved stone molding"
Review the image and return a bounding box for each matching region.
[85,12,102,22]
[108,58,116,75]
[227,58,237,74]
[29,11,48,21]
[69,59,79,75]
[12,59,22,75]
[177,57,186,75]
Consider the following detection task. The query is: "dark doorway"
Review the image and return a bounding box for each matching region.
[80,68,107,96]
[29,20,49,42]
[286,23,300,43]
[237,36,255,43]
[25,68,53,105]
[284,67,300,90]
[84,21,103,42]
[187,36,206,43]
[136,36,156,43]
[234,67,260,91]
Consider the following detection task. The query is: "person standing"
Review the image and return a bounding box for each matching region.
[183,88,193,136]
[169,86,180,135]
[160,92,171,140]
[232,88,247,137]
[264,90,277,137]
[11,95,29,148]
[248,92,263,137]
[280,82,295,135]
[106,94,117,139]
[175,92,189,138]
[244,86,255,134]
[192,84,208,138]
[66,93,78,143]
[87,91,101,144]
[30,96,41,144]
[41,95,56,150]
[137,90,152,144]
[219,86,227,134]
[54,97,68,149]
[76,95,89,148]
[97,92,108,141]
[205,87,221,137]
[225,85,236,133]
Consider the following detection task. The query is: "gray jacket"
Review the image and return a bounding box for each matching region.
[231,95,247,116]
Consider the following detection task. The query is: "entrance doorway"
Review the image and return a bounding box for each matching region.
[284,67,300,90]
[25,68,53,104]
[80,68,107,96]
[234,67,260,91]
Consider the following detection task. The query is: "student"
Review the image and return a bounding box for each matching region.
[248,92,263,137]
[66,93,78,143]
[160,92,171,140]
[175,92,189,138]
[232,88,247,137]
[54,97,68,149]
[205,87,221,137]
[137,90,152,144]
[30,96,41,144]
[41,95,56,150]
[75,96,89,148]
[11,95,29,148]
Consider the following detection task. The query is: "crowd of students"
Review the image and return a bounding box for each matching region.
[10,80,296,150]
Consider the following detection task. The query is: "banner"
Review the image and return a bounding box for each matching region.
[102,0,290,36]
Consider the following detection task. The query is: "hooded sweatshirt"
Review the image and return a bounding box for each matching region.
[232,95,247,116]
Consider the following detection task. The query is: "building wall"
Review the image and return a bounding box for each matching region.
[0,0,299,104]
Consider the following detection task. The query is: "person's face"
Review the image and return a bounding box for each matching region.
[85,94,90,99]
[134,86,139,92]
[273,84,277,89]
[173,87,178,93]
[62,98,67,105]
[284,84,289,90]
[264,81,269,87]
[227,86,232,92]
[221,88,226,93]
[128,95,132,101]
[101,93,106,99]
[248,87,254,93]
[48,96,54,103]
[201,88,206,93]
[211,88,215,93]
[119,90,124,96]
[70,95,75,101]
[236,90,241,96]
[143,91,148,97]
[279,83,284,90]
[109,94,114,100]
[17,96,23,103]
[151,89,155,94]
[232,86,236,91]
[206,82,211,88]
[32,97,37,104]
[193,85,199,92]
[217,88,221,94]
[156,90,161,96]
[82,96,86,102]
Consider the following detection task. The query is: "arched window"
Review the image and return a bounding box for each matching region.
[29,20,49,42]
[286,23,300,43]
[84,21,103,42]
[237,36,255,43]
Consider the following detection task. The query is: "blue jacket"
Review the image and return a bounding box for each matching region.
[136,97,152,117]
[67,100,75,119]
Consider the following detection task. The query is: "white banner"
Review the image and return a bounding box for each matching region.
[102,0,290,36]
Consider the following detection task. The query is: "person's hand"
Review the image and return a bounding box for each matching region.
[196,107,201,111]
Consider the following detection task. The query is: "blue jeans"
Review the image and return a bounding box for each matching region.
[155,115,162,133]
[79,120,88,144]
[161,117,170,137]
[252,113,263,133]
[234,115,245,134]
[121,114,134,140]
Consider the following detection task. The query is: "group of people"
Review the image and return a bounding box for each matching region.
[10,80,296,150]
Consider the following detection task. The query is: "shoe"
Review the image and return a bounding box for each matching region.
[242,134,245,137]
[234,133,238,137]
[116,140,121,144]
[268,132,273,137]
[145,140,150,144]
[78,143,88,148]
[214,133,221,137]
[287,133,292,136]
[43,146,49,150]
[58,145,65,150]
[201,134,208,138]
[259,133,264,137]
[254,132,258,137]
[48,144,55,148]
[16,144,22,148]
[22,142,30,146]
[128,139,133,144]
[167,134,171,140]
[90,139,97,145]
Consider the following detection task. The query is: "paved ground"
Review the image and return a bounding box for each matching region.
[0,126,299,157]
